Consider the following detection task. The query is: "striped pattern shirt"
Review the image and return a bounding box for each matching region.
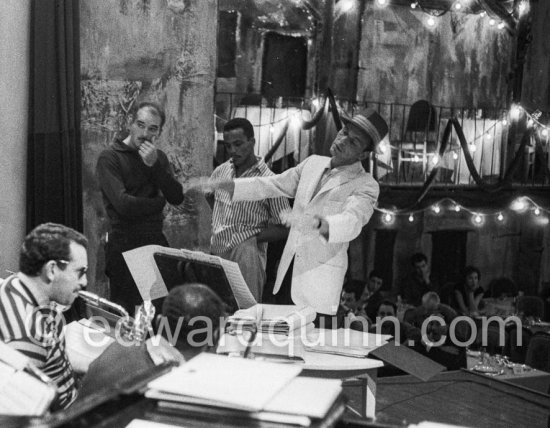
[0,275,77,410]
[211,158,290,254]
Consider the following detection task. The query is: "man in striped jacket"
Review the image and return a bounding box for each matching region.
[0,223,88,410]
[208,118,290,302]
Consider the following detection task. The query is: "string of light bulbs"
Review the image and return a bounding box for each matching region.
[375,196,549,227]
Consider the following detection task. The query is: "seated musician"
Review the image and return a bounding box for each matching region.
[76,283,226,401]
[0,223,88,411]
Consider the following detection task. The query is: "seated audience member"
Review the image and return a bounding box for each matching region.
[486,277,518,299]
[77,283,226,400]
[451,266,484,316]
[0,223,88,410]
[355,270,385,323]
[398,253,436,307]
[406,292,466,370]
[406,291,458,329]
[368,300,421,345]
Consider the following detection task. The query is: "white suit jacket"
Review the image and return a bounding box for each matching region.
[233,155,379,315]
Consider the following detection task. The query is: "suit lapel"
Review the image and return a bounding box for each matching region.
[311,162,360,201]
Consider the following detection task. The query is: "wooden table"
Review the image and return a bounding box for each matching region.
[374,370,550,428]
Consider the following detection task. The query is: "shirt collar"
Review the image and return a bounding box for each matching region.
[16,273,50,307]
[229,156,265,176]
[330,160,363,175]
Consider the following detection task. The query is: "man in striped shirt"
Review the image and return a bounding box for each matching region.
[0,223,88,410]
[208,118,290,301]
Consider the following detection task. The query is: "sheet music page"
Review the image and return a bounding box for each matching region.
[178,248,257,309]
[123,245,169,300]
[0,360,56,416]
[147,353,302,412]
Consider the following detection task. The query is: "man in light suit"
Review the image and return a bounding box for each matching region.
[214,109,388,318]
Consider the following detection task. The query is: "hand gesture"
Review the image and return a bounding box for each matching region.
[138,140,159,167]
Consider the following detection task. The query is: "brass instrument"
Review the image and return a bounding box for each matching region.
[77,290,155,344]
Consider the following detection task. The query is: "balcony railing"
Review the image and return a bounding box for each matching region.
[215,92,550,188]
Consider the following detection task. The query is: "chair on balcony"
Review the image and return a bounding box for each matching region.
[396,100,438,183]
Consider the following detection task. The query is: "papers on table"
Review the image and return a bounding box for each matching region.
[63,319,114,373]
[146,353,343,425]
[0,341,57,416]
[230,304,317,335]
[304,328,392,358]
[219,304,317,359]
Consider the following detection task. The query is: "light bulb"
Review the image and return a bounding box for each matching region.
[534,207,541,216]
[497,22,505,30]
[511,197,527,212]
[474,214,482,224]
[376,0,387,6]
[307,39,313,46]
[469,144,477,153]
[383,212,393,223]
[341,0,355,12]
[489,18,496,26]
[454,2,462,10]
[480,11,486,17]
[431,155,439,165]
[541,128,549,138]
[452,152,459,160]
[411,2,417,9]
[485,132,492,140]
[432,205,441,214]
[427,16,436,27]
[454,205,461,212]
[497,213,504,222]
[408,214,414,222]
[501,119,508,126]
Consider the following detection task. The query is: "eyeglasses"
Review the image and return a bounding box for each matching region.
[56,259,87,279]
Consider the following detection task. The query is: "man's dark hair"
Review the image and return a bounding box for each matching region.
[343,279,364,300]
[377,299,397,314]
[411,252,428,265]
[368,269,383,280]
[160,283,226,348]
[19,223,88,276]
[223,117,254,140]
[463,265,481,281]
[131,101,166,129]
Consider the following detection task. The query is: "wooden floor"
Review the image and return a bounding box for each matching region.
[343,370,550,428]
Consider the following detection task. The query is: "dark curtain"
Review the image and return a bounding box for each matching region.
[27,0,82,232]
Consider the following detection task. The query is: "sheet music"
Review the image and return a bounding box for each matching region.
[123,245,257,309]
[179,248,257,309]
[146,353,302,412]
[0,343,56,416]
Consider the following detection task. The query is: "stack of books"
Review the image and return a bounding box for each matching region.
[146,353,344,427]
[218,304,317,360]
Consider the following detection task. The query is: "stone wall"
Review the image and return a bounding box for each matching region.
[356,3,512,108]
[80,0,216,295]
